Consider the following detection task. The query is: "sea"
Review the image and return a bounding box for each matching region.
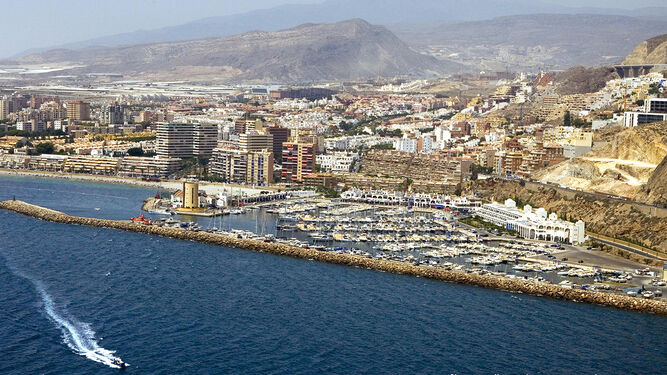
[0,175,665,374]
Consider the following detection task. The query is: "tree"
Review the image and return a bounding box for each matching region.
[35,142,55,155]
[127,147,144,156]
[563,111,571,126]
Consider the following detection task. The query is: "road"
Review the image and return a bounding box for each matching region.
[497,176,667,210]
[587,233,666,261]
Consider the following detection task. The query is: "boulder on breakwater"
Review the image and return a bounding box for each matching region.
[1,199,666,315]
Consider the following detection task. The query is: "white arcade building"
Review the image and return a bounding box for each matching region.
[475,199,586,244]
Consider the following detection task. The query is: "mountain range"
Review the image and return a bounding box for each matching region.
[394,14,667,69]
[14,0,667,58]
[6,19,448,83]
[4,0,667,83]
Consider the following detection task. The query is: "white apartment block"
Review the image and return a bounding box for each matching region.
[394,137,418,153]
[316,152,358,172]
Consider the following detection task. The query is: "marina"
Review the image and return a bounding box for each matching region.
[158,198,666,300]
[2,175,666,375]
[3,197,666,311]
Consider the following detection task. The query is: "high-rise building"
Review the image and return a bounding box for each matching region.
[193,124,218,157]
[281,142,314,182]
[0,99,10,120]
[156,123,218,158]
[246,150,273,185]
[101,103,124,124]
[210,146,273,186]
[66,101,90,121]
[266,125,290,160]
[239,131,273,153]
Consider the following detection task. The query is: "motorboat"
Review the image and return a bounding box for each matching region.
[112,359,127,370]
[131,214,150,224]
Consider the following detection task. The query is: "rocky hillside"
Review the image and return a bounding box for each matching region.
[553,66,619,95]
[635,155,667,206]
[622,33,667,65]
[533,122,667,200]
[5,19,451,83]
[462,178,667,255]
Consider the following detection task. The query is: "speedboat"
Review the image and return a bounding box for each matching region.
[112,359,127,370]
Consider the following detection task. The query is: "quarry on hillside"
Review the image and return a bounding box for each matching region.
[533,122,667,203]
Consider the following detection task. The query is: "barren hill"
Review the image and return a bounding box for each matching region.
[622,34,667,65]
[5,19,450,83]
[553,66,619,95]
[533,122,667,201]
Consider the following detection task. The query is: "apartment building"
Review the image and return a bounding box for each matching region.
[239,131,273,153]
[66,101,90,121]
[266,125,290,160]
[624,98,667,127]
[316,152,358,172]
[118,156,183,177]
[62,156,120,174]
[156,123,218,158]
[281,141,314,182]
[210,146,273,185]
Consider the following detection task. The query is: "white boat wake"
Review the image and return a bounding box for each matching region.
[1,254,127,370]
[33,281,127,369]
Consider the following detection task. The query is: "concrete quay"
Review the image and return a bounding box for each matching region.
[1,199,666,316]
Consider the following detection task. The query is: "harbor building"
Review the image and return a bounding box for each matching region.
[475,199,585,244]
[341,189,481,210]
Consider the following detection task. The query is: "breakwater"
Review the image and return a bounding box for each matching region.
[2,199,666,315]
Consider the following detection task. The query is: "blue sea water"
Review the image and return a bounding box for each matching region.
[0,175,665,374]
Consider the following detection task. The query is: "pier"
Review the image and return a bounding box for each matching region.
[1,199,666,315]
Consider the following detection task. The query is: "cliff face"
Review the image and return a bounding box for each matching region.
[463,179,667,255]
[622,33,667,65]
[533,122,667,200]
[636,155,667,206]
[589,122,667,164]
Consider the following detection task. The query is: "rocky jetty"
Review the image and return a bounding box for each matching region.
[2,199,666,315]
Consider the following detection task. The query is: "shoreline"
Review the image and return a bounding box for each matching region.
[2,199,666,316]
[0,169,272,196]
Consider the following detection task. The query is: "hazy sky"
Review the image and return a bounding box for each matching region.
[0,0,316,57]
[0,0,665,58]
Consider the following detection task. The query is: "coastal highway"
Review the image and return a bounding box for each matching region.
[586,233,667,262]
